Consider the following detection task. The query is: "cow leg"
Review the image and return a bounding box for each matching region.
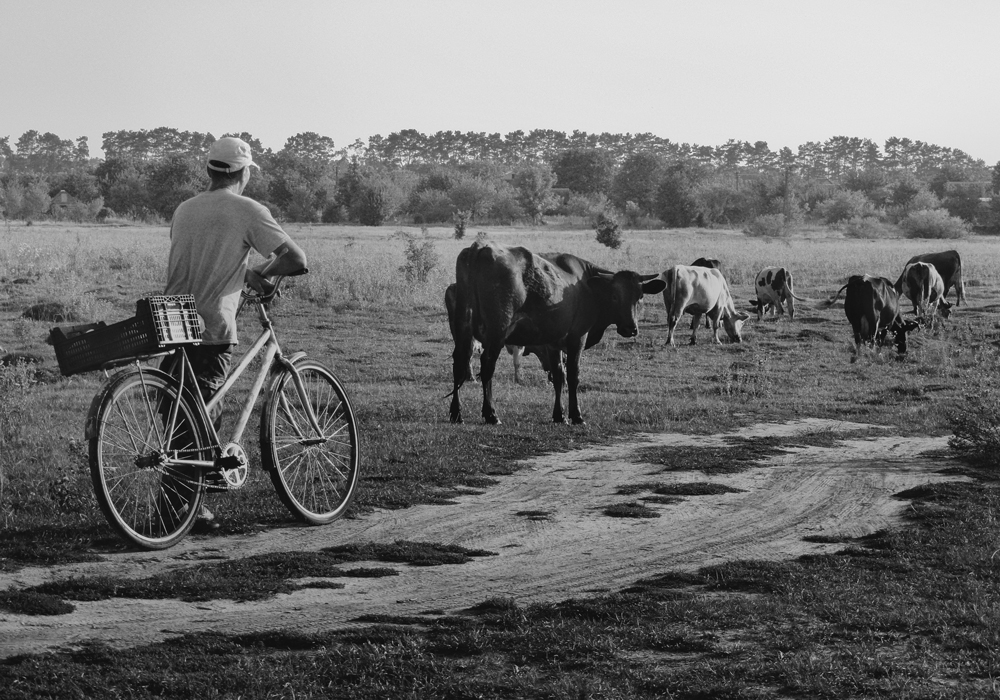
[449,327,475,425]
[479,342,504,424]
[666,314,679,347]
[545,348,567,423]
[564,339,585,425]
[689,313,702,345]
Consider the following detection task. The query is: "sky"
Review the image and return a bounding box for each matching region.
[2,0,998,164]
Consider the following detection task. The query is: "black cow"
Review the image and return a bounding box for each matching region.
[447,241,665,425]
[445,283,531,383]
[893,250,965,306]
[828,275,919,356]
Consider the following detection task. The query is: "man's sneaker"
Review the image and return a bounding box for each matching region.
[194,505,220,533]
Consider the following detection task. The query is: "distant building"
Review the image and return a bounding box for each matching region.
[51,189,76,211]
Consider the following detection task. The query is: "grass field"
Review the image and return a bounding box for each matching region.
[2,220,1000,697]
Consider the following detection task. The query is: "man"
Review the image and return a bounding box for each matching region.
[164,136,307,530]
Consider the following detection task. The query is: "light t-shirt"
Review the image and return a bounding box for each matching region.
[165,190,290,345]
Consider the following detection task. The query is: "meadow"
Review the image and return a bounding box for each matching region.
[2,220,1000,697]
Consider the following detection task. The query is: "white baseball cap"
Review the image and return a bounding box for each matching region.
[207,137,259,172]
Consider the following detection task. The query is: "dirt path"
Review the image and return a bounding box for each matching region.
[0,418,963,659]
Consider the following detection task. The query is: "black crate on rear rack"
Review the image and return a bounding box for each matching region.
[50,295,202,376]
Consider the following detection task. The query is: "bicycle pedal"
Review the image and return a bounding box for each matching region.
[203,470,230,492]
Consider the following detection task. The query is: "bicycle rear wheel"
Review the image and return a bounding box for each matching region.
[261,359,360,524]
[89,368,208,549]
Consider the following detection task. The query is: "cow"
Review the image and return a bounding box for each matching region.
[447,241,665,425]
[750,266,805,321]
[690,258,722,328]
[827,275,920,357]
[896,262,952,330]
[661,265,750,346]
[445,283,528,383]
[893,250,965,307]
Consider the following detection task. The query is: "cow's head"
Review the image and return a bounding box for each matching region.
[722,309,751,342]
[889,318,920,354]
[589,272,666,337]
[938,299,953,319]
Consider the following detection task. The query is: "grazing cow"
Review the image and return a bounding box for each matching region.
[662,265,750,346]
[897,262,952,329]
[445,283,528,383]
[751,266,805,321]
[828,275,920,356]
[447,241,665,425]
[894,250,965,306]
[690,258,722,328]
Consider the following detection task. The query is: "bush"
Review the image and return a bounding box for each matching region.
[842,216,898,239]
[594,213,623,249]
[900,209,970,239]
[815,189,875,223]
[400,235,439,283]
[743,213,791,238]
[949,387,1000,467]
[453,210,469,239]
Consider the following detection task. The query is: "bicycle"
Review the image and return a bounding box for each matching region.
[54,275,360,550]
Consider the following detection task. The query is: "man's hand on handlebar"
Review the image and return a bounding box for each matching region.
[245,268,277,297]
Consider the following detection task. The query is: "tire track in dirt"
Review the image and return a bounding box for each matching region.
[0,419,965,659]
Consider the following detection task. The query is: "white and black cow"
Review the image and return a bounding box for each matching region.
[662,265,750,346]
[750,266,804,321]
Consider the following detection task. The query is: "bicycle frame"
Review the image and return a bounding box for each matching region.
[149,290,325,470]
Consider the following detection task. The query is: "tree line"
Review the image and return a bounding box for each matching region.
[1,127,998,234]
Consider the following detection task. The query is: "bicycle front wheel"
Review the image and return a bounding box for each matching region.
[261,359,360,524]
[89,368,208,549]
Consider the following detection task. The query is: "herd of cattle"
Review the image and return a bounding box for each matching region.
[445,242,965,425]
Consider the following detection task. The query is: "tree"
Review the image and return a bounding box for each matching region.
[552,148,614,195]
[511,164,556,223]
[146,154,207,219]
[610,152,666,214]
[655,164,699,227]
[281,132,337,165]
[993,161,1000,195]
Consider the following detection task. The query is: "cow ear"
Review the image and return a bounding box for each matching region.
[940,299,953,309]
[641,278,666,295]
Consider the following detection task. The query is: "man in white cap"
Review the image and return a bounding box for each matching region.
[164,135,307,530]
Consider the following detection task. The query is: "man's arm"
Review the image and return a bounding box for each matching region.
[245,241,308,292]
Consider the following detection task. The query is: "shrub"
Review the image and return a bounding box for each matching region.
[594,213,623,249]
[453,210,469,239]
[815,189,875,224]
[842,216,898,239]
[400,236,439,283]
[949,387,1000,467]
[743,213,791,238]
[900,209,970,239]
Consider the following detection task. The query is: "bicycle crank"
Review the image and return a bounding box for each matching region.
[215,443,250,489]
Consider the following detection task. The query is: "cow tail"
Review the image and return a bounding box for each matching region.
[826,284,848,307]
